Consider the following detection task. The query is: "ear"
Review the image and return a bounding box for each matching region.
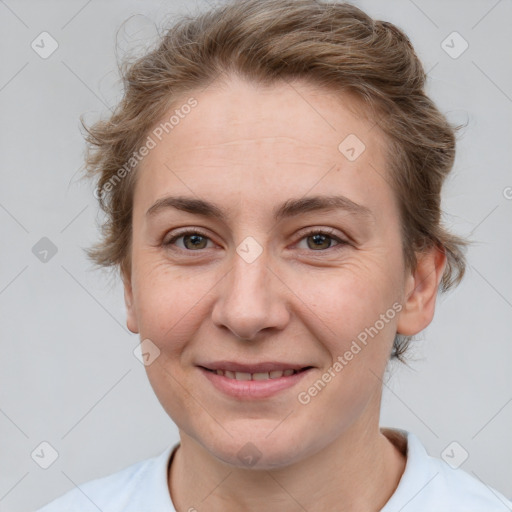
[396,245,447,336]
[122,269,139,334]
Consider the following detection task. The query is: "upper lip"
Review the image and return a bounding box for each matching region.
[199,361,313,373]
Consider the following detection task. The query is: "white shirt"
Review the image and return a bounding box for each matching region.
[36,429,512,511]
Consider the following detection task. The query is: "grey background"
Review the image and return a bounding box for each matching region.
[0,0,511,510]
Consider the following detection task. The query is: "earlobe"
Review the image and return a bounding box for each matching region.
[396,246,447,336]
[122,272,139,334]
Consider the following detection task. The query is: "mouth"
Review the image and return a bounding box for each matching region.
[199,366,313,381]
[197,362,315,399]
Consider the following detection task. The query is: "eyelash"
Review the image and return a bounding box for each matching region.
[163,227,349,254]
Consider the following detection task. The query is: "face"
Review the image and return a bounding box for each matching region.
[123,76,427,469]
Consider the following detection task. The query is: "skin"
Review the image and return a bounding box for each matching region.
[123,75,446,511]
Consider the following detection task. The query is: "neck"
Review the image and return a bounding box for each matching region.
[168,419,406,512]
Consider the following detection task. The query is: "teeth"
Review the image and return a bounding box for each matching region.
[212,369,301,380]
[252,372,270,380]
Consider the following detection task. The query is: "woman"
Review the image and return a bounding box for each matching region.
[37,0,511,510]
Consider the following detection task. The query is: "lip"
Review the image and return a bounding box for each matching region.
[198,365,314,400]
[199,360,311,373]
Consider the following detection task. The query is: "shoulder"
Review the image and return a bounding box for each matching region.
[424,454,511,510]
[381,428,512,512]
[35,444,178,512]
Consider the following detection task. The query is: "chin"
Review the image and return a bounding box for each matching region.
[199,426,312,470]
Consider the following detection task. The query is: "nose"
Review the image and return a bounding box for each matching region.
[211,248,290,341]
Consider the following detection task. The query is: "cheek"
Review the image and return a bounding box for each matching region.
[132,260,221,348]
[132,264,217,427]
[294,262,401,418]
[296,257,402,337]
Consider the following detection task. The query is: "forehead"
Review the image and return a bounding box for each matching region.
[157,77,382,155]
[134,76,392,216]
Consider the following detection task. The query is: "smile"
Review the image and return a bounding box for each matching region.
[198,365,314,399]
[203,367,308,380]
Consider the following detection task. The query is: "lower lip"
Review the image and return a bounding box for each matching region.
[198,367,313,399]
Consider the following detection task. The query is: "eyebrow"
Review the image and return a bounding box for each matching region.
[146,194,373,222]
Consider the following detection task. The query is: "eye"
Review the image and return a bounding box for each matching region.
[164,229,215,251]
[295,228,349,251]
[163,227,349,253]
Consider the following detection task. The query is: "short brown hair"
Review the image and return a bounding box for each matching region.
[80,0,468,360]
